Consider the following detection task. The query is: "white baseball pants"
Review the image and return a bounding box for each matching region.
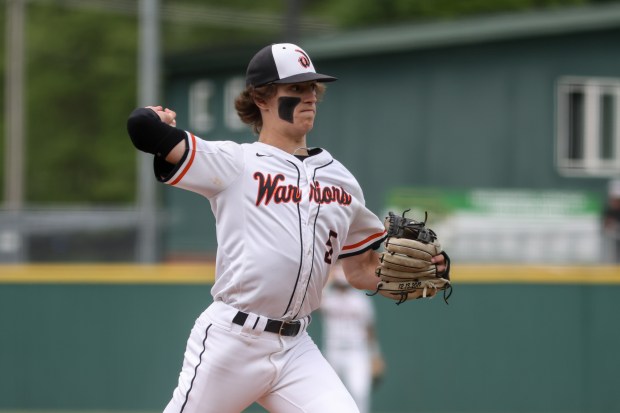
[163,300,360,413]
[325,348,372,413]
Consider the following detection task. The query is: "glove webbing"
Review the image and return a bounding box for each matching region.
[386,210,437,243]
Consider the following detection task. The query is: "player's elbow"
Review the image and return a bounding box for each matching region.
[127,107,159,153]
[126,107,185,158]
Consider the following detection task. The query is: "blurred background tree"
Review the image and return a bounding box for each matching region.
[308,0,613,27]
[0,0,618,204]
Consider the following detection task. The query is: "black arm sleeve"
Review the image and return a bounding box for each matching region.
[126,107,186,158]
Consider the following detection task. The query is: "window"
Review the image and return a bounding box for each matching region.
[556,77,620,176]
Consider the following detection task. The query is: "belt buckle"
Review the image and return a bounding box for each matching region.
[279,320,297,336]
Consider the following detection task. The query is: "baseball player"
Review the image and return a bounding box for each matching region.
[320,260,385,413]
[126,43,448,413]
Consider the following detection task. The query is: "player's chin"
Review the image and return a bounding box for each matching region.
[295,117,315,131]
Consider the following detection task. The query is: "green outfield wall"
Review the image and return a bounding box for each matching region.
[0,265,618,413]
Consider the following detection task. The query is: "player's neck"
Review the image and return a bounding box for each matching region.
[258,130,308,155]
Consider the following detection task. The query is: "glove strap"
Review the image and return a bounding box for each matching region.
[438,251,453,304]
[438,251,451,281]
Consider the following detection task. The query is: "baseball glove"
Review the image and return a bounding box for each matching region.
[369,209,452,305]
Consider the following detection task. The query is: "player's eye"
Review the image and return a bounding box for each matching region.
[288,83,316,93]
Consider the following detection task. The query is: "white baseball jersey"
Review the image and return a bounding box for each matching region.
[156,133,386,321]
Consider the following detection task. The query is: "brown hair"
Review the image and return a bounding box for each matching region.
[234,83,327,134]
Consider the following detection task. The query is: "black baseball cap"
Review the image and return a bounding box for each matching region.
[245,43,337,87]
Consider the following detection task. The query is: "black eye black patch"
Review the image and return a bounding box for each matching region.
[278,97,302,123]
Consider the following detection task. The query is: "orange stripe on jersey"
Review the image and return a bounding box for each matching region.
[342,230,387,251]
[170,132,196,186]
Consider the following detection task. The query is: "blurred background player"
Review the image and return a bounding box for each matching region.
[603,178,620,263]
[320,259,385,413]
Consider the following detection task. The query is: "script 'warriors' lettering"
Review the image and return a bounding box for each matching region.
[254,172,302,206]
[253,172,352,206]
[309,181,352,205]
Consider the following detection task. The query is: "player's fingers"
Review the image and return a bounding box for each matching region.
[163,108,177,126]
[431,253,447,273]
[431,253,444,265]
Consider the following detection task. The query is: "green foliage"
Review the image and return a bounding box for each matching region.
[26,3,137,204]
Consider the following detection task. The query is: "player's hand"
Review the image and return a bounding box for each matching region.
[431,253,446,273]
[146,105,177,127]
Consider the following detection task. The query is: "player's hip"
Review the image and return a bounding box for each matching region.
[202,300,311,341]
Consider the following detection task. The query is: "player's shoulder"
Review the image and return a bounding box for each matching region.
[321,151,362,190]
[192,135,242,149]
[312,148,352,174]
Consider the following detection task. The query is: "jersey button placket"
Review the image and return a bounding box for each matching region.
[304,225,314,257]
[304,168,317,258]
[288,165,314,316]
[306,166,317,225]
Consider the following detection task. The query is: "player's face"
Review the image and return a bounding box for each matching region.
[270,81,319,132]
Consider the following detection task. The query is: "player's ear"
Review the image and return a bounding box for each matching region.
[253,97,269,110]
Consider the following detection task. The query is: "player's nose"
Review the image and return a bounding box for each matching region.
[304,90,318,103]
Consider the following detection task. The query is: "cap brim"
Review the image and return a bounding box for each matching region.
[272,72,337,84]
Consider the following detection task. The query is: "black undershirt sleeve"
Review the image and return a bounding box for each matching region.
[126,107,186,158]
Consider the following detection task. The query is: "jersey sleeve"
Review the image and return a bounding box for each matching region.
[339,185,387,258]
[155,131,244,198]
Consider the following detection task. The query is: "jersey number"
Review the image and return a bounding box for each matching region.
[324,230,338,264]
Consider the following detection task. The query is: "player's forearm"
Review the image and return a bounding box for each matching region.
[165,141,187,164]
[341,249,381,291]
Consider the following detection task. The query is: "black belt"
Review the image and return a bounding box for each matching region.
[232,311,302,337]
